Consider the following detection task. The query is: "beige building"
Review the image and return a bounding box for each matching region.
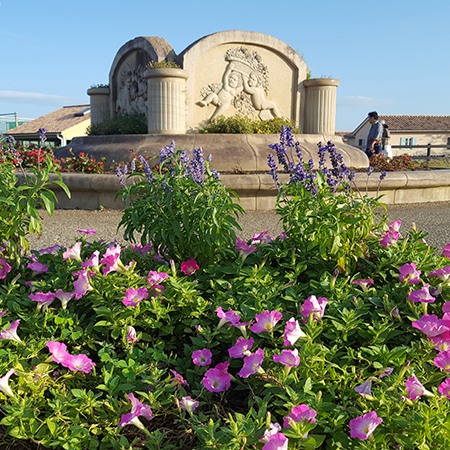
[3,105,91,147]
[345,115,450,157]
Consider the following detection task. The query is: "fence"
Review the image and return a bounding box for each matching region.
[390,144,450,160]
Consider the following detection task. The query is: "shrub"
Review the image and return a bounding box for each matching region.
[60,149,105,174]
[116,141,244,266]
[2,131,450,449]
[146,61,181,69]
[87,112,147,135]
[199,115,301,134]
[369,153,426,171]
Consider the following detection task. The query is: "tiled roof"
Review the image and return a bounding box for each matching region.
[4,105,90,135]
[379,115,450,132]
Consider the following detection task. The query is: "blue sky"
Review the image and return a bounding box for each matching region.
[1,0,448,132]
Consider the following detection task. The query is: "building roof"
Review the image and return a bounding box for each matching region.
[379,115,450,132]
[347,115,450,137]
[4,105,90,136]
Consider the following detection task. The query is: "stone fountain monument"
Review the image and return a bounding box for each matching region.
[55,31,368,210]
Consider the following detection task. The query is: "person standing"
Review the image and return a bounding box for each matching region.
[381,122,391,157]
[365,111,383,158]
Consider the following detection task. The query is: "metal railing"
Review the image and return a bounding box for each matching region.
[390,144,450,160]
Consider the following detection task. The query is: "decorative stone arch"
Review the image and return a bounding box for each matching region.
[108,36,175,119]
[176,30,309,132]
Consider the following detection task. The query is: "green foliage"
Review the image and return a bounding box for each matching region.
[369,153,427,171]
[146,61,181,69]
[60,149,106,173]
[117,142,244,265]
[1,132,450,449]
[199,114,301,134]
[87,112,147,135]
[0,135,70,262]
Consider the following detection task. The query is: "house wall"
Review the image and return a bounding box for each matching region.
[63,120,91,142]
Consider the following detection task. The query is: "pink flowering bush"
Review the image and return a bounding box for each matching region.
[2,131,450,449]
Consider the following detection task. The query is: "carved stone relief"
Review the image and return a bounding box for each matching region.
[115,63,148,116]
[197,46,282,121]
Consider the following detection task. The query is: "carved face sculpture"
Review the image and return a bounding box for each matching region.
[248,72,259,87]
[228,72,241,88]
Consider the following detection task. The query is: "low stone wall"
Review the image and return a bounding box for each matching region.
[44,170,450,211]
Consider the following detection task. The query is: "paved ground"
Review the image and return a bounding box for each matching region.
[27,201,450,253]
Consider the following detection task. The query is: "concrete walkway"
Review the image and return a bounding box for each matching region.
[27,202,450,253]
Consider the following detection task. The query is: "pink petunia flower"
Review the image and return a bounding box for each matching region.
[399,263,422,284]
[235,238,257,255]
[351,279,374,291]
[260,423,282,443]
[251,231,273,245]
[179,396,199,413]
[299,296,328,324]
[126,326,138,344]
[77,229,96,235]
[349,411,383,440]
[0,311,6,317]
[192,348,212,366]
[228,337,254,358]
[283,404,317,429]
[54,289,75,310]
[46,341,69,364]
[429,266,450,281]
[443,302,450,314]
[29,292,56,312]
[202,365,231,392]
[64,353,96,373]
[100,245,124,275]
[249,310,282,333]
[380,230,400,247]
[38,244,62,255]
[228,320,252,337]
[379,367,394,378]
[81,250,100,271]
[122,287,148,307]
[215,306,240,329]
[27,260,48,274]
[429,331,450,351]
[0,369,16,398]
[180,259,199,275]
[438,378,450,399]
[405,374,426,400]
[408,284,435,303]
[283,318,306,346]
[73,269,92,299]
[0,320,22,343]
[147,271,169,286]
[273,349,300,367]
[443,243,450,258]
[434,350,450,372]
[0,258,11,279]
[238,348,265,378]
[262,432,288,450]
[63,241,82,262]
[354,377,377,398]
[117,393,153,430]
[389,220,402,232]
[412,314,450,337]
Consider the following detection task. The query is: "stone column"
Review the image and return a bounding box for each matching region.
[303,78,339,134]
[143,68,189,134]
[87,87,111,125]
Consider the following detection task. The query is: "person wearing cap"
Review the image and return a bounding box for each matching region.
[365,111,383,158]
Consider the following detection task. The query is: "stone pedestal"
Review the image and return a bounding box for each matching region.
[143,68,189,134]
[87,87,111,125]
[304,78,339,134]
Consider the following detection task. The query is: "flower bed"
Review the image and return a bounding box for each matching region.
[1,129,450,449]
